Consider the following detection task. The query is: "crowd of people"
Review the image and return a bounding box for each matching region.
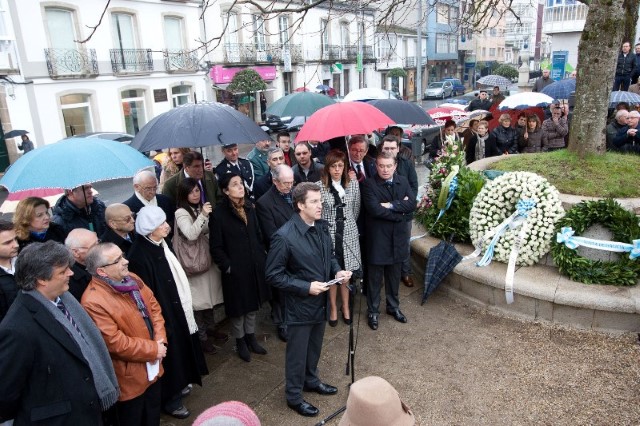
[0,128,419,424]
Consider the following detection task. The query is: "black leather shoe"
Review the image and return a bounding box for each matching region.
[287,400,319,417]
[165,405,190,419]
[277,326,288,342]
[386,308,408,323]
[304,383,338,395]
[368,314,379,330]
[328,319,338,327]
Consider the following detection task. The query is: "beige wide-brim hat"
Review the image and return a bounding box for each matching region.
[338,376,415,426]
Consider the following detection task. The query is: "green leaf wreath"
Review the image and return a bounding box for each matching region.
[551,199,640,286]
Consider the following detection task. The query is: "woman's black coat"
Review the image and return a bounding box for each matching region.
[209,197,270,318]
[127,236,207,403]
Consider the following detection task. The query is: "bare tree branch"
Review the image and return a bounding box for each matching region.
[76,0,111,43]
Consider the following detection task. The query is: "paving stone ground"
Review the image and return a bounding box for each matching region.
[160,283,640,426]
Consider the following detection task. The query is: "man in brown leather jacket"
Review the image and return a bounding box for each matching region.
[82,243,167,426]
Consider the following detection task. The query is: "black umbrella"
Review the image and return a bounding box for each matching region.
[4,130,28,138]
[365,99,436,125]
[421,241,462,305]
[130,102,270,152]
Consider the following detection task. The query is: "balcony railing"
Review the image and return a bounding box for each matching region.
[223,43,303,65]
[305,45,375,63]
[110,48,153,74]
[163,49,199,72]
[44,48,98,78]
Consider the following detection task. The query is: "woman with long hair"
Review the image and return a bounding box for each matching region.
[159,147,191,191]
[518,114,544,153]
[13,197,67,251]
[210,173,270,362]
[175,178,225,355]
[317,149,361,326]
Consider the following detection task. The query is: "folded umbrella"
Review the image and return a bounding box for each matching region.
[295,102,394,142]
[0,137,154,192]
[365,99,435,125]
[421,241,462,305]
[130,102,270,152]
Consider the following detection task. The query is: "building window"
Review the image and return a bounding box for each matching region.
[490,28,497,37]
[448,35,457,53]
[121,89,147,134]
[60,94,93,136]
[279,16,289,47]
[436,4,449,24]
[340,22,349,48]
[489,47,496,57]
[378,34,396,59]
[253,15,266,51]
[436,33,448,53]
[171,85,191,107]
[164,16,184,51]
[321,19,329,51]
[45,8,78,49]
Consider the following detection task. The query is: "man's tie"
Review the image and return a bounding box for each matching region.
[56,299,83,337]
[356,164,364,182]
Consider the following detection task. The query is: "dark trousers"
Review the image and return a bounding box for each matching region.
[366,263,401,314]
[614,76,631,91]
[116,379,161,426]
[285,322,325,404]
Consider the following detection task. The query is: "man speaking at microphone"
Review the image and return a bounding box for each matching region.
[266,182,352,417]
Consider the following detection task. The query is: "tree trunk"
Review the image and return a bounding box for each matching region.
[569,0,627,158]
[623,0,640,44]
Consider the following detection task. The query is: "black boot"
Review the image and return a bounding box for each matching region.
[236,338,251,362]
[245,333,268,355]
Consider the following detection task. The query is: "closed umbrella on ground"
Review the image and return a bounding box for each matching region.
[422,241,462,305]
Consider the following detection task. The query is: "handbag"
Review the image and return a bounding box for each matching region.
[172,220,211,276]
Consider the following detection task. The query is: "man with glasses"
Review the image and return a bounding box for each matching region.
[82,243,167,426]
[162,151,219,208]
[65,228,99,301]
[101,204,136,253]
[124,170,175,241]
[253,147,286,200]
[256,164,296,342]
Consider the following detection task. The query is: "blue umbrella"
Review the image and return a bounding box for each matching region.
[130,102,270,152]
[541,78,576,100]
[265,92,335,118]
[316,84,332,91]
[609,90,640,107]
[0,137,154,192]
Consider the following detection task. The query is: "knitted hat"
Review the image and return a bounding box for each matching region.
[193,401,261,426]
[338,376,414,426]
[134,205,166,236]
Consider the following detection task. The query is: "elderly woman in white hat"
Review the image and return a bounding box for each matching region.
[127,205,208,420]
[339,376,415,426]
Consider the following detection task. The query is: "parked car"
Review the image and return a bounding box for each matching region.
[423,81,454,100]
[265,115,288,133]
[443,78,465,96]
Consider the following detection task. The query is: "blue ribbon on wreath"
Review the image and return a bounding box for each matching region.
[435,176,458,223]
[557,226,640,260]
[476,199,537,267]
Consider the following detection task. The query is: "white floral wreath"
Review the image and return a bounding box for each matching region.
[468,171,565,266]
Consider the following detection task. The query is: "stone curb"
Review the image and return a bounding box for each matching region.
[410,231,640,334]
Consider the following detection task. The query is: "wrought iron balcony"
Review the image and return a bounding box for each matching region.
[223,43,303,65]
[405,56,416,68]
[109,48,153,74]
[163,49,199,72]
[321,45,342,61]
[44,48,98,78]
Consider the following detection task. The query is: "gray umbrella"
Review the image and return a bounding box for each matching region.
[477,75,512,89]
[421,241,462,305]
[130,102,270,152]
[4,129,28,139]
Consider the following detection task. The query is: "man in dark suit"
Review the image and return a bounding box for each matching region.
[292,142,324,184]
[347,135,376,183]
[214,143,255,198]
[100,203,135,254]
[256,164,295,342]
[253,147,285,200]
[0,220,19,323]
[124,170,176,230]
[361,151,417,331]
[0,241,119,424]
[265,183,351,417]
[162,151,218,207]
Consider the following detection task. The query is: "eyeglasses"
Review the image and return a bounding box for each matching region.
[100,254,125,268]
[115,215,134,223]
[141,186,158,192]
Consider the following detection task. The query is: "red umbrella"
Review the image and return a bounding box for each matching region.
[294,87,310,92]
[296,102,394,142]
